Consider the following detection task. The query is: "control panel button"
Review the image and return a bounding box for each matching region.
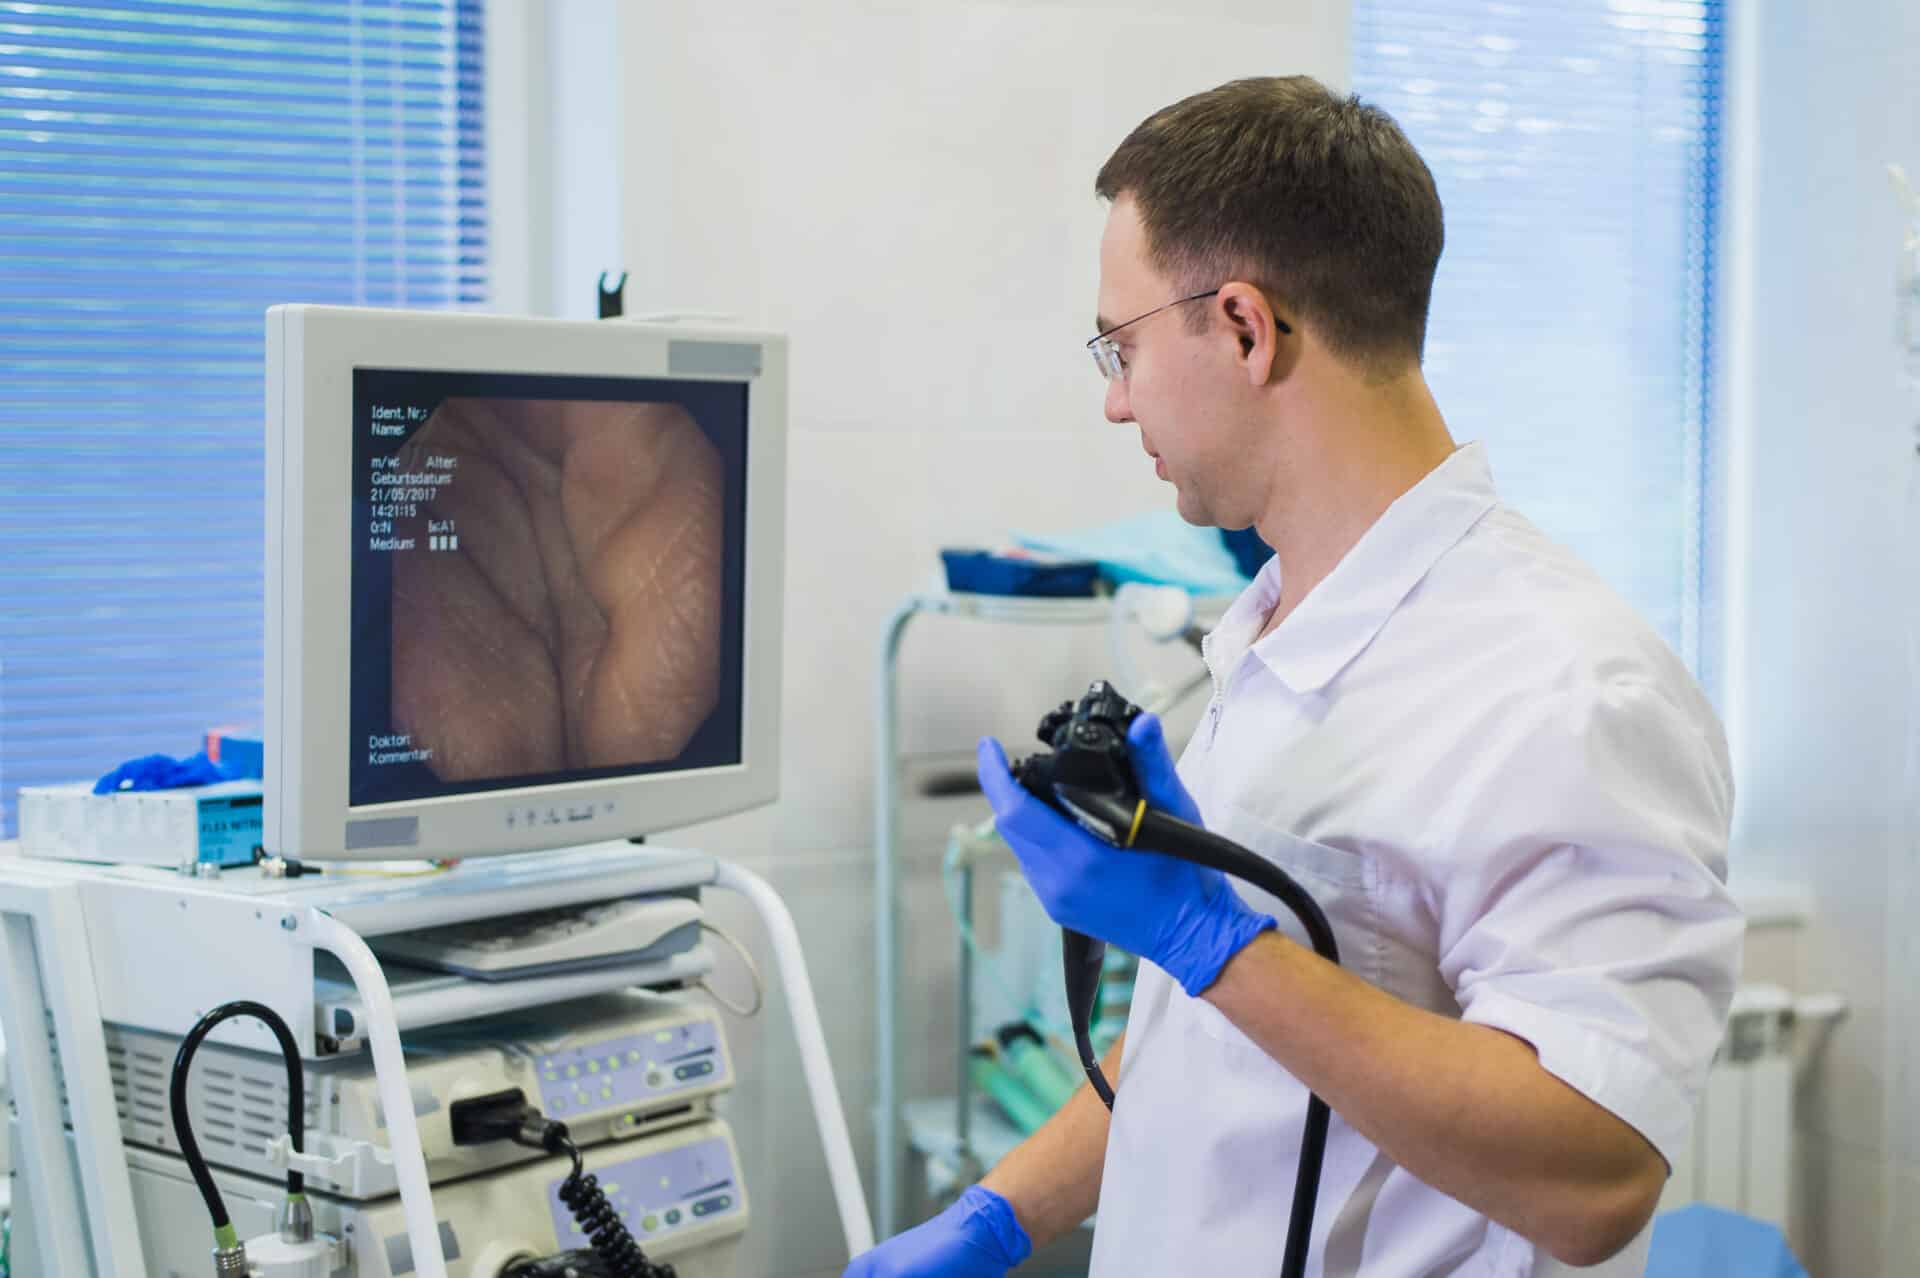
[692,1194,732,1217]
[665,1209,682,1226]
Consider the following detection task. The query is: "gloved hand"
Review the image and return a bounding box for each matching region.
[843,1184,1031,1277]
[977,713,1275,997]
[93,750,233,795]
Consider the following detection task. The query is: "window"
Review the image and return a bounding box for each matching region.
[0,1,487,835]
[1353,1,1723,689]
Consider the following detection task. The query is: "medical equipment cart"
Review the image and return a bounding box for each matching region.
[0,842,874,1277]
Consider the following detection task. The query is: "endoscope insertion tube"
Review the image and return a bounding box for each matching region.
[1053,784,1340,1278]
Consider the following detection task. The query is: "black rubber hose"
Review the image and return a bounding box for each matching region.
[1130,808,1342,963]
[169,1000,307,1232]
[1061,930,1114,1106]
[1054,787,1340,1278]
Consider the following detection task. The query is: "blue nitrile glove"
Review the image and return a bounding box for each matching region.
[977,713,1276,997]
[93,750,232,795]
[843,1184,1031,1278]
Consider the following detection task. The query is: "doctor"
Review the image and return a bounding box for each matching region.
[848,75,1742,1277]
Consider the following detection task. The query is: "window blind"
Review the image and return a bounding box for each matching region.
[0,0,486,835]
[1353,1,1723,687]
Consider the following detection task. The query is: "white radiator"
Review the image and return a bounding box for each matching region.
[1659,982,1840,1230]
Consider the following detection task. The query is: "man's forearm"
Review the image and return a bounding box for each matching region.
[979,1032,1121,1249]
[1205,936,1665,1267]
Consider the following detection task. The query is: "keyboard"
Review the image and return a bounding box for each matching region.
[369,895,703,981]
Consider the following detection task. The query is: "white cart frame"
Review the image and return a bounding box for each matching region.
[0,845,874,1277]
[871,590,1155,1234]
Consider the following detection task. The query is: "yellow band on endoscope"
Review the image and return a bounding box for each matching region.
[1125,799,1147,848]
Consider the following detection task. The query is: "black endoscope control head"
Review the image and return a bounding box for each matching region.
[1012,680,1145,841]
[1011,680,1148,1113]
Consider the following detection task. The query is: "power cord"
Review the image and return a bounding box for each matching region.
[695,920,763,1017]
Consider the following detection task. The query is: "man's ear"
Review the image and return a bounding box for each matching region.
[1216,283,1292,386]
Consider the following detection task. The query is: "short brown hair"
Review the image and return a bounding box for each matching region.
[1096,76,1443,374]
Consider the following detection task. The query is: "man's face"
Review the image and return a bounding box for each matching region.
[1096,195,1261,528]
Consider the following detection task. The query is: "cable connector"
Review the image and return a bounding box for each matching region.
[449,1087,570,1155]
[278,1193,315,1244]
[211,1230,249,1277]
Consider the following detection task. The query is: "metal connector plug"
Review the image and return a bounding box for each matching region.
[278,1193,315,1244]
[212,1241,250,1276]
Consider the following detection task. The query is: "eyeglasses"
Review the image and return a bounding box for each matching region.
[1085,287,1292,381]
[1086,289,1217,381]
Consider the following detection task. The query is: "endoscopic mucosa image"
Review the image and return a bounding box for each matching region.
[390,397,724,782]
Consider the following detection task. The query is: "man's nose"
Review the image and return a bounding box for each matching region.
[1104,377,1133,424]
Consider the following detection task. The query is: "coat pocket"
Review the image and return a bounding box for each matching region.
[1186,800,1387,1047]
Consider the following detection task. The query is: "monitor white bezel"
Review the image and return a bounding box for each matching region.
[265,305,785,860]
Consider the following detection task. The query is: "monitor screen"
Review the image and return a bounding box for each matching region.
[348,370,749,814]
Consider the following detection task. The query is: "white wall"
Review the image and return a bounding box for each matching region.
[606,4,1350,1274]
[1728,1,1920,1274]
[487,0,626,319]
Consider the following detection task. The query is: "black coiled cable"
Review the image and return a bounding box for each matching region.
[558,1158,651,1275]
[517,1120,676,1278]
[169,1000,306,1237]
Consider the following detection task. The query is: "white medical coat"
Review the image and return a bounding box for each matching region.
[1087,443,1743,1278]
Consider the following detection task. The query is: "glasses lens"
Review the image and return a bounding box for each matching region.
[1090,339,1125,381]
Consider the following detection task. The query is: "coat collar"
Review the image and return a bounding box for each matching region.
[1206,442,1499,695]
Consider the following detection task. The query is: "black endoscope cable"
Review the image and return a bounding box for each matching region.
[1061,927,1114,1107]
[1055,785,1340,1278]
[169,1000,307,1255]
[501,1110,677,1278]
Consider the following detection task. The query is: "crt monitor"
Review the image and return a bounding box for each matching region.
[264,305,785,860]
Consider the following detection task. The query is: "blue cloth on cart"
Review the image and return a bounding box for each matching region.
[1645,1205,1808,1278]
[94,750,236,795]
[939,549,1102,597]
[1014,512,1250,595]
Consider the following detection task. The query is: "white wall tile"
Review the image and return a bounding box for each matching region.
[1739,919,1801,991]
[1795,891,1891,1155]
[1887,806,1920,1169]
[1799,1137,1889,1278]
[1884,1162,1920,1277]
